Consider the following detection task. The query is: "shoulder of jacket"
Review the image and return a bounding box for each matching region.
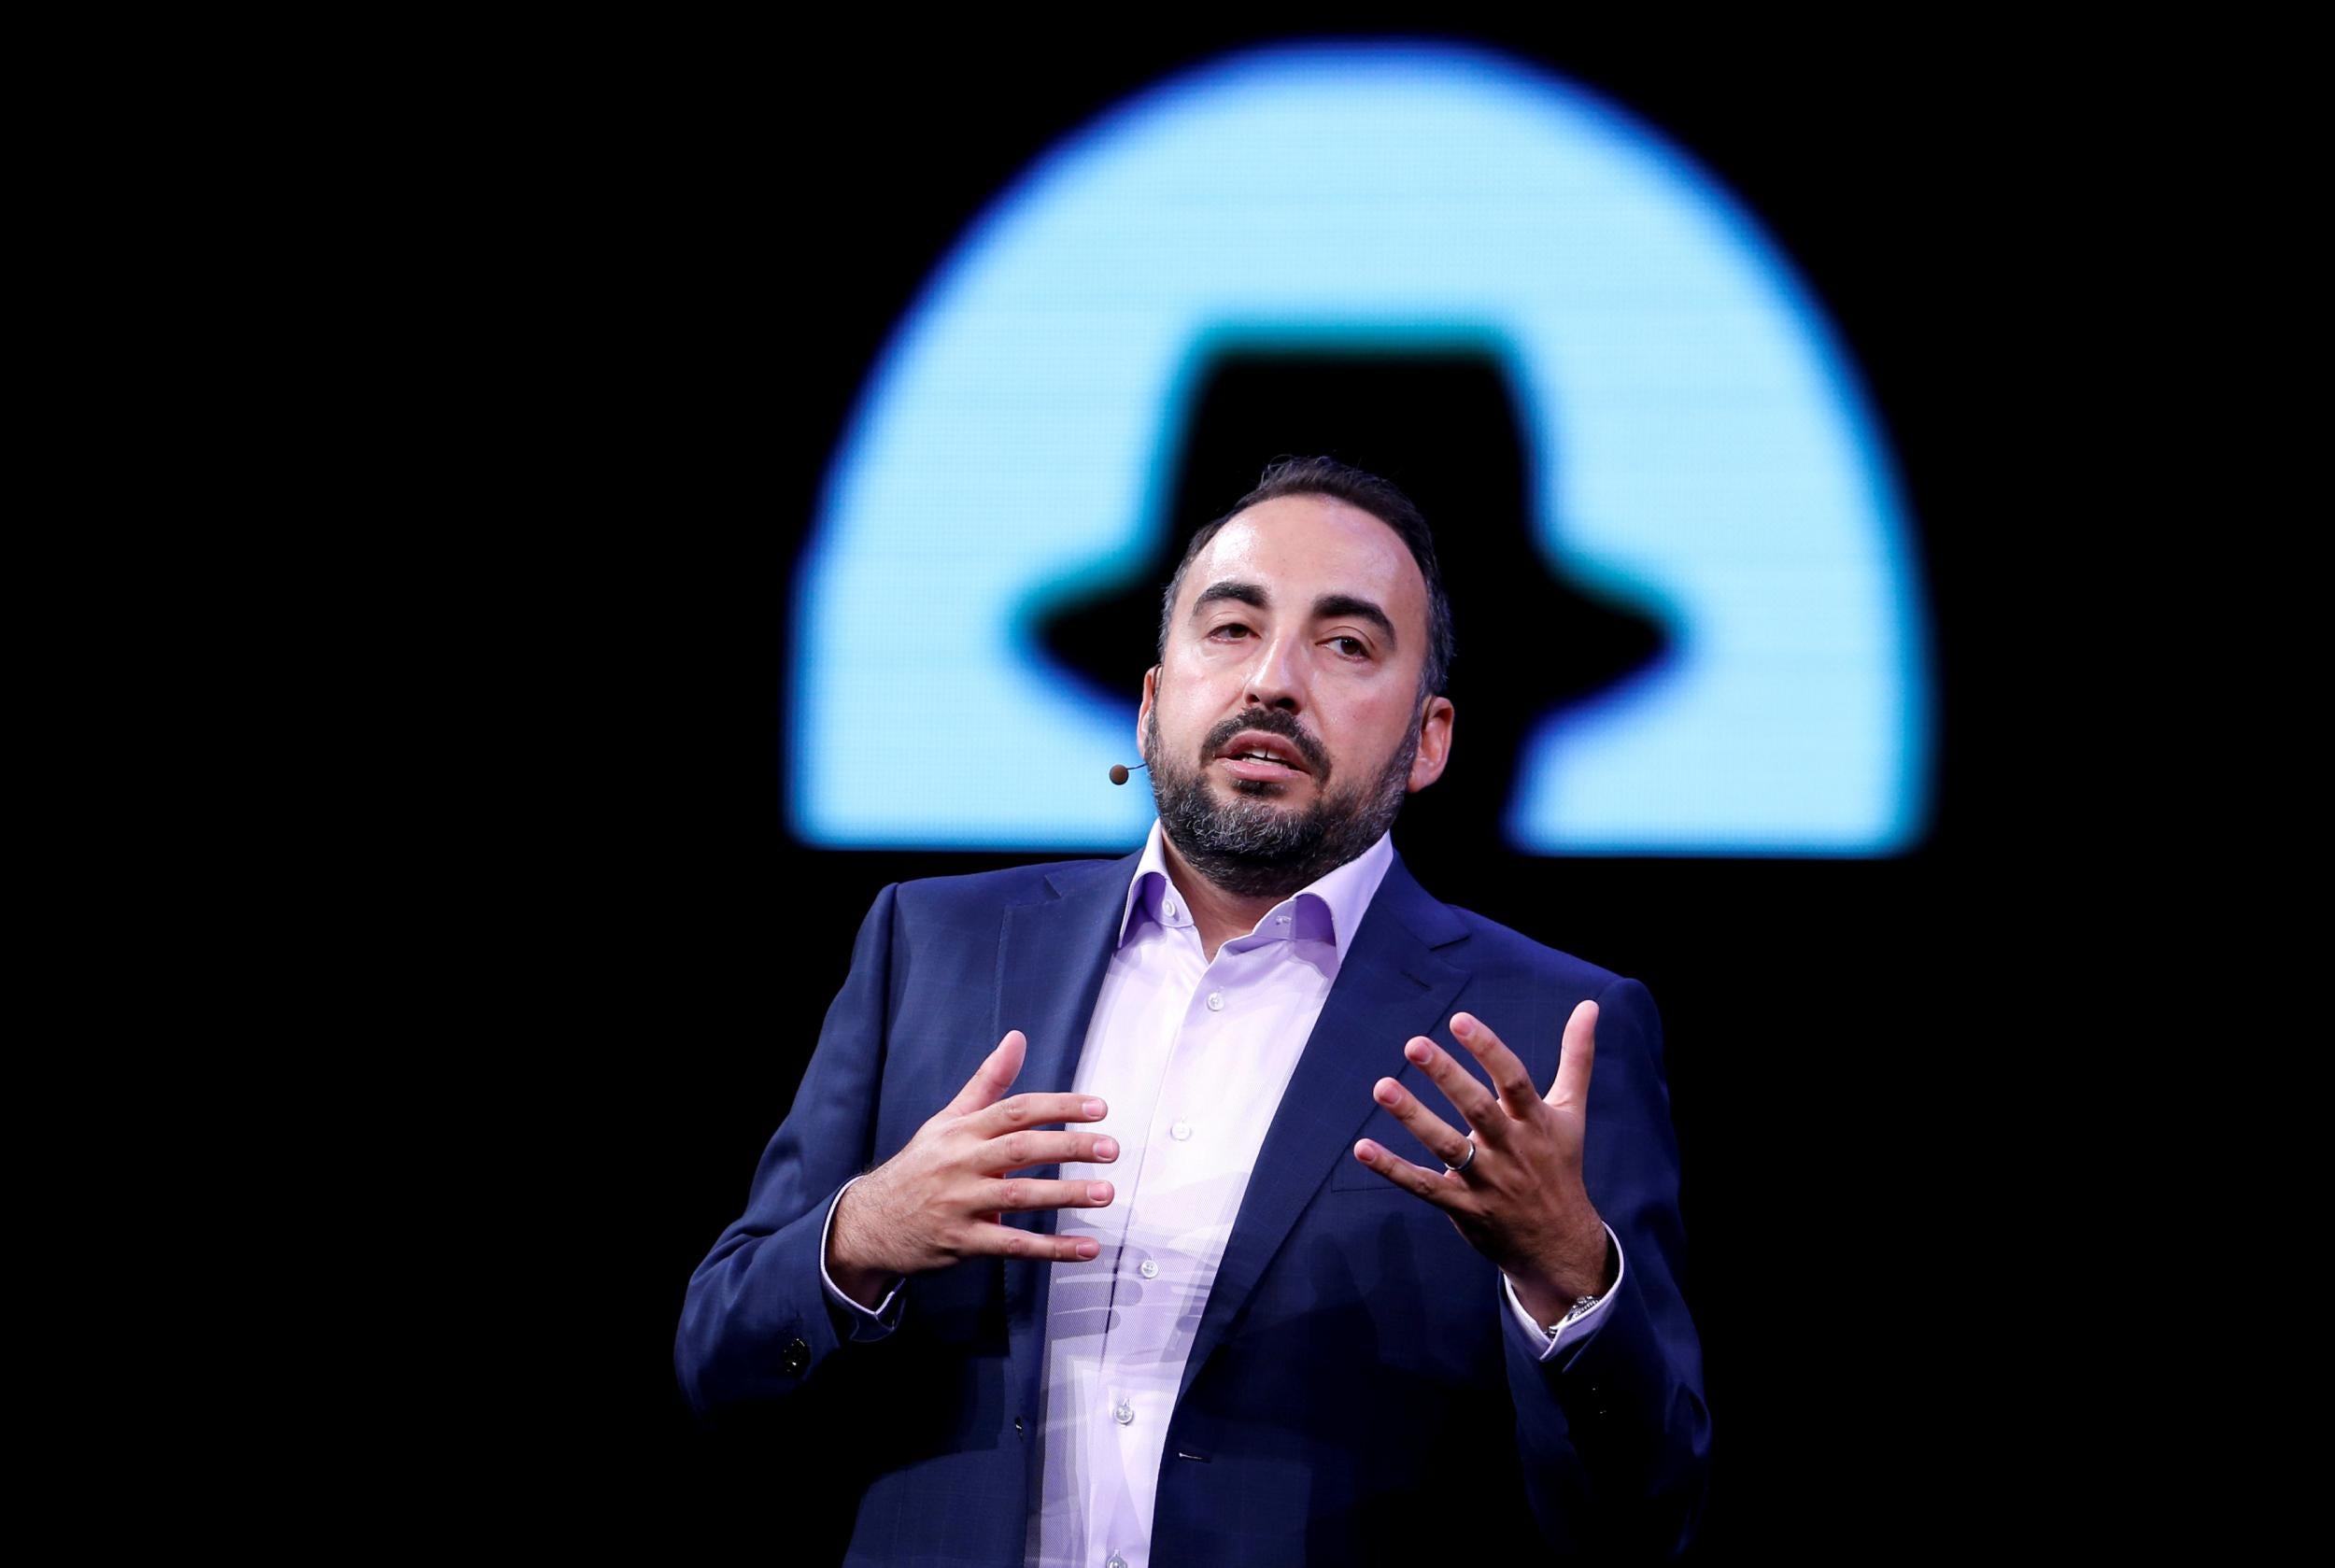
[889,855,1124,911]
[1439,900,1629,995]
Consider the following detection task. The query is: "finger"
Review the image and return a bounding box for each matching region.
[980,1128,1123,1174]
[1449,1012,1543,1123]
[1351,1137,1465,1208]
[1549,999,1598,1109]
[964,1090,1110,1138]
[983,1175,1116,1213]
[1398,1035,1506,1143]
[1372,1074,1474,1168]
[942,1029,1027,1116]
[961,1221,1105,1264]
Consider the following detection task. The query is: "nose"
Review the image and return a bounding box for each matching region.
[1242,627,1305,713]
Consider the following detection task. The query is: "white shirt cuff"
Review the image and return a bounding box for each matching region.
[819,1173,906,1339]
[1502,1222,1624,1363]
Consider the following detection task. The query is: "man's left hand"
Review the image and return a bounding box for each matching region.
[1352,1000,1616,1327]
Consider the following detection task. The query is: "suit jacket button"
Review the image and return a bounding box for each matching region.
[1014,1417,1026,1434]
[780,1336,810,1376]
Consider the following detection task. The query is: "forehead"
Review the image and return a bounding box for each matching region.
[1181,493,1428,632]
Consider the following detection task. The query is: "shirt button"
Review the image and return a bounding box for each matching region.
[1206,991,1224,1010]
[1164,897,1177,918]
[1113,1398,1135,1425]
[1139,1259,1159,1279]
[1276,914,1290,925]
[1170,1121,1193,1141]
[1108,1556,1128,1568]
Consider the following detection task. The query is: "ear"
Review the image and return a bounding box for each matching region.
[1406,695,1455,793]
[1135,664,1160,761]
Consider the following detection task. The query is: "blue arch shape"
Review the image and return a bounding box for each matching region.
[793,42,1932,855]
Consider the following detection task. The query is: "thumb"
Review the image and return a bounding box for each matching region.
[1547,1000,1597,1109]
[945,1028,1026,1115]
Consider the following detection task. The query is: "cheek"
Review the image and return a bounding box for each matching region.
[1150,687,1207,749]
[1162,662,1236,715]
[1341,699,1414,754]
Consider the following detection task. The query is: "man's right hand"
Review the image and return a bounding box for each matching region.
[827,1029,1118,1308]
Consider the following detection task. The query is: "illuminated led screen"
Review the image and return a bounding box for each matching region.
[793,43,1932,855]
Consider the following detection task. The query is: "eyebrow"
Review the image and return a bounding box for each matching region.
[1191,581,1398,649]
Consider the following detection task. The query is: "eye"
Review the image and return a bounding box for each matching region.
[1328,635,1371,658]
[1208,621,1252,641]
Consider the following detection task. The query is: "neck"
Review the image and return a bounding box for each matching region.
[1158,833,1294,961]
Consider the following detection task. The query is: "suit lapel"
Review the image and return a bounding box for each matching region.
[996,853,1139,1121]
[1175,852,1471,1406]
[995,852,1142,1404]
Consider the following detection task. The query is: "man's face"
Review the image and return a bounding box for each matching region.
[1137,493,1454,897]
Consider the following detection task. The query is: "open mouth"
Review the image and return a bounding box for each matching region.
[1214,730,1313,782]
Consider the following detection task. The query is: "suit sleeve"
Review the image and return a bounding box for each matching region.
[672,883,901,1423]
[1504,975,1712,1560]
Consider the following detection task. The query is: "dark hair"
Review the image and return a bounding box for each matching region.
[1157,456,1455,701]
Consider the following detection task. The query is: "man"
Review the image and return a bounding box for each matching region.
[676,458,1710,1563]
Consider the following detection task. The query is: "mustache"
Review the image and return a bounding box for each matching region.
[1199,707,1332,779]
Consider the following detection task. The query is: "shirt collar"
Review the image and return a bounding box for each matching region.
[1115,817,1396,963]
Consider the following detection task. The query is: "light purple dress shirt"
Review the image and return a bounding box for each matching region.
[817,822,1624,1568]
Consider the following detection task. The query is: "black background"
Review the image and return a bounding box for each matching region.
[488,20,2079,1557]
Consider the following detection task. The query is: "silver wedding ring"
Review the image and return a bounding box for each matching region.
[1446,1138,1477,1175]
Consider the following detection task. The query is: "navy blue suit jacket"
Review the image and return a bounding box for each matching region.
[675,848,1710,1563]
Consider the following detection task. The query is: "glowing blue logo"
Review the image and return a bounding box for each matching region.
[794,43,1931,854]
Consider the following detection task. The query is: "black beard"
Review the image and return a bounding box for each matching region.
[1146,703,1419,899]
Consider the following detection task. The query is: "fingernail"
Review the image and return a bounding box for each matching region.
[1404,1041,1431,1064]
[1077,1240,1099,1258]
[1374,1080,1399,1104]
[1084,1099,1106,1118]
[1096,1137,1119,1160]
[1088,1182,1112,1203]
[1355,1140,1376,1160]
[1451,1014,1472,1036]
